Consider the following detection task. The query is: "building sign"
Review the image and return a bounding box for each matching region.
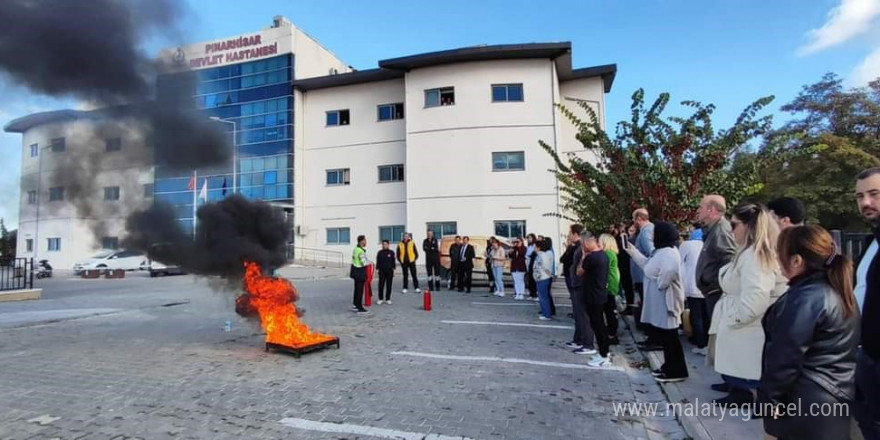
[184,34,279,69]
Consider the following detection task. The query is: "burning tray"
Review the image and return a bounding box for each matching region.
[265,337,340,358]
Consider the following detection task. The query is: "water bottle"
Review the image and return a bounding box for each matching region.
[224,320,231,332]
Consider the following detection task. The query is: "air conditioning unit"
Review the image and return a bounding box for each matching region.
[329,67,338,75]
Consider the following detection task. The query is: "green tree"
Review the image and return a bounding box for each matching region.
[757,73,880,230]
[0,218,12,260]
[542,89,784,232]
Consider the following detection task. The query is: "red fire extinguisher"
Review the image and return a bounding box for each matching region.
[364,264,373,307]
[423,289,432,311]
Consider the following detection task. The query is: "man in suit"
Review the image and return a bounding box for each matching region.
[449,236,462,290]
[854,167,880,440]
[457,236,476,293]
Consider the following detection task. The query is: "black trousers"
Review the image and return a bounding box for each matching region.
[449,265,459,289]
[586,301,610,357]
[527,258,537,298]
[457,265,473,292]
[570,287,594,349]
[855,349,880,440]
[401,262,419,289]
[686,297,708,348]
[620,267,634,306]
[705,291,722,330]
[649,325,688,378]
[604,295,619,336]
[485,262,494,290]
[378,269,393,300]
[425,258,441,290]
[352,278,365,310]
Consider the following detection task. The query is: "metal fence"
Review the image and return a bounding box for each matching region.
[288,246,345,268]
[830,230,873,261]
[0,258,34,292]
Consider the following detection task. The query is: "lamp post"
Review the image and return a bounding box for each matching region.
[209,117,238,194]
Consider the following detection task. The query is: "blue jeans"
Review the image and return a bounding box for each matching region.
[492,266,504,294]
[536,278,552,318]
[722,374,759,390]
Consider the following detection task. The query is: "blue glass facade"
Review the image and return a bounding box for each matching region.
[154,54,294,232]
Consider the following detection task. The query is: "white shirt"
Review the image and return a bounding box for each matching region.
[856,239,878,312]
[679,240,704,298]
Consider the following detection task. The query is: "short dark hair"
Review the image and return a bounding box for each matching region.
[455,235,461,239]
[537,240,551,251]
[357,235,366,243]
[463,236,470,240]
[382,239,389,244]
[543,237,553,249]
[768,197,806,224]
[857,167,880,180]
[570,224,584,235]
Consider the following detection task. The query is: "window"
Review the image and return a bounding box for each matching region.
[326,109,350,126]
[102,237,119,250]
[30,144,38,157]
[48,187,64,202]
[27,190,37,205]
[264,171,277,185]
[326,168,351,186]
[104,186,120,201]
[492,151,525,171]
[494,220,526,239]
[51,137,65,152]
[105,137,122,152]
[378,103,404,121]
[326,227,351,245]
[143,183,154,198]
[47,238,61,252]
[425,87,455,107]
[378,164,404,183]
[492,84,524,102]
[26,239,33,252]
[379,225,406,244]
[427,222,458,239]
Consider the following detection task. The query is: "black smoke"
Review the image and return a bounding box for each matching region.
[123,195,289,279]
[0,0,285,279]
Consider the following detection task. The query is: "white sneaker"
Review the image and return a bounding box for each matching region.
[415,288,422,293]
[538,316,552,321]
[385,300,392,305]
[402,289,408,294]
[514,295,525,301]
[588,355,612,368]
[691,347,708,356]
[377,300,384,305]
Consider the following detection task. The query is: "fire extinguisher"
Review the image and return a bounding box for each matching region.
[423,289,432,311]
[364,264,373,307]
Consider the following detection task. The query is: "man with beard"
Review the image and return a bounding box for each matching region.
[854,167,880,440]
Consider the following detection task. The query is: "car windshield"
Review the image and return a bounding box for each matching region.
[91,251,115,259]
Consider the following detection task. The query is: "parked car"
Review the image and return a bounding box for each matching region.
[73,250,146,275]
[148,260,184,277]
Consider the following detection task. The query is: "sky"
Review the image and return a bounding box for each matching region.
[2,0,879,230]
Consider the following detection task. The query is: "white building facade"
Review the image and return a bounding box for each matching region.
[293,43,615,259]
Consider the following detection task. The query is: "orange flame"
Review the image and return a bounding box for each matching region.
[242,261,336,348]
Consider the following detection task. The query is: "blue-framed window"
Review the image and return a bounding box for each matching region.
[492,151,525,171]
[29,144,38,157]
[427,222,457,239]
[378,103,404,121]
[326,168,350,186]
[102,237,119,250]
[494,220,526,239]
[327,227,350,245]
[326,109,350,126]
[492,84,524,102]
[379,225,406,244]
[47,237,61,252]
[104,186,120,201]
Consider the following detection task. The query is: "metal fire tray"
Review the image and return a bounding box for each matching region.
[265,337,340,357]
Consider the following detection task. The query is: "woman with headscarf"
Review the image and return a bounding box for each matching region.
[624,221,688,382]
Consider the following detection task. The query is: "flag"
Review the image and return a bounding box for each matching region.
[187,175,195,191]
[221,178,227,196]
[198,179,208,202]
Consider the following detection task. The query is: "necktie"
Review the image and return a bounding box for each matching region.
[461,246,466,262]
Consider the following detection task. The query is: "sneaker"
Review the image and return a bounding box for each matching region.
[641,344,663,352]
[538,316,552,321]
[415,288,421,293]
[573,347,598,356]
[351,306,359,311]
[655,373,687,383]
[385,300,393,305]
[514,295,525,301]
[564,341,583,349]
[651,368,664,377]
[377,300,385,305]
[588,355,612,368]
[356,309,370,314]
[531,297,540,302]
[401,289,408,294]
[691,347,708,356]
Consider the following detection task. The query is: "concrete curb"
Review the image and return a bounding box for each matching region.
[0,289,42,302]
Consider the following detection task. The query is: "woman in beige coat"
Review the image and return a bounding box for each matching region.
[709,203,788,407]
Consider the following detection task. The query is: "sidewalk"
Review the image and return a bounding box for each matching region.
[622,316,763,440]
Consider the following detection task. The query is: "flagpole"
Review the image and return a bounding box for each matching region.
[192,169,197,238]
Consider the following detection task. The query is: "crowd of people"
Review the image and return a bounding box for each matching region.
[347,166,880,439]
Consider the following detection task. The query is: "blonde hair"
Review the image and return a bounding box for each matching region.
[599,233,618,254]
[733,203,779,272]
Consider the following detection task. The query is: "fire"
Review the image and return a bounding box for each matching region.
[239,261,336,348]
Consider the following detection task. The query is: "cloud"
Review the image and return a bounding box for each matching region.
[850,45,880,84]
[798,0,880,56]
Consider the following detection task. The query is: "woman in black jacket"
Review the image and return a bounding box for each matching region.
[758,225,859,439]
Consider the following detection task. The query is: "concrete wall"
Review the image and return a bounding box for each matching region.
[291,27,351,80]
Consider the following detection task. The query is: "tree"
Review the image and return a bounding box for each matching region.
[0,219,14,261]
[542,89,783,232]
[756,73,880,230]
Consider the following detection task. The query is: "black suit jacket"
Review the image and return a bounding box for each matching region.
[458,244,476,268]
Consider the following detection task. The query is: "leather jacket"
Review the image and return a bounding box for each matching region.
[759,272,860,408]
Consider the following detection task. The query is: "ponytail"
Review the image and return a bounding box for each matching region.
[825,254,857,319]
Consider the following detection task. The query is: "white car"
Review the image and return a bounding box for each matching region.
[148,260,184,277]
[73,250,147,274]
